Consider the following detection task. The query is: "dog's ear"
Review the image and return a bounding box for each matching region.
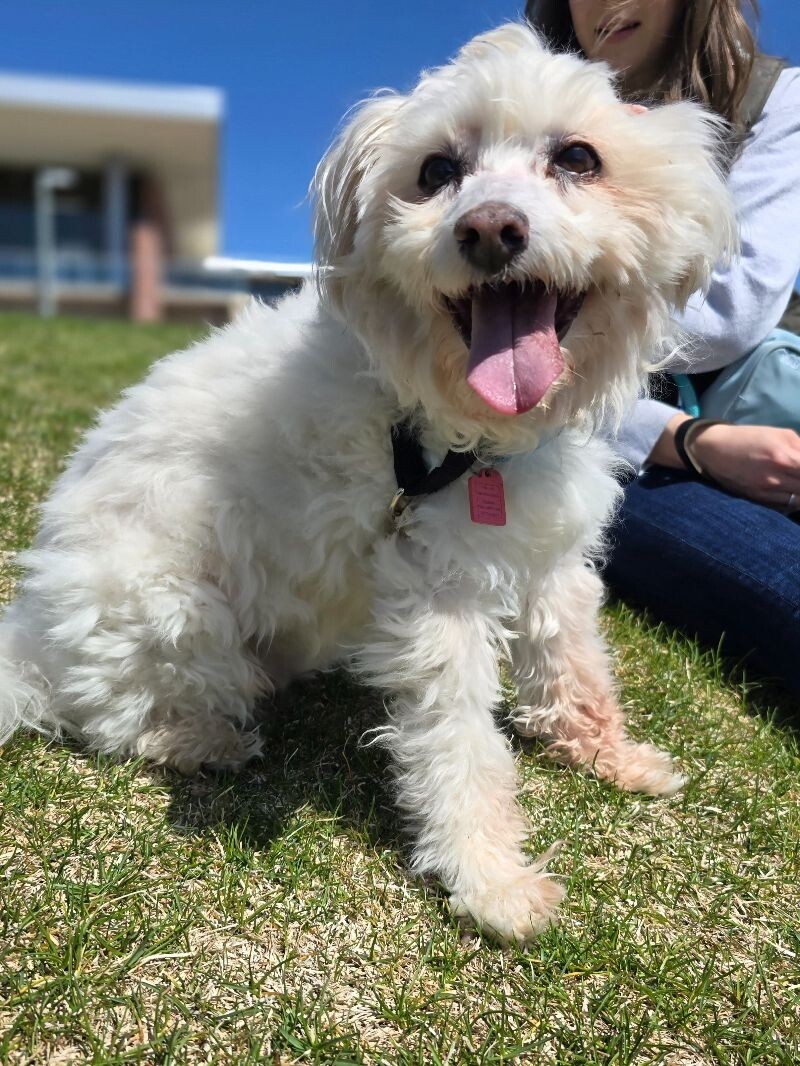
[624,102,738,307]
[311,93,403,286]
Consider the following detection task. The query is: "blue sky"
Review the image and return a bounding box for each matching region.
[1,1,797,263]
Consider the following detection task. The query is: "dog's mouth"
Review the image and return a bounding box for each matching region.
[444,282,585,416]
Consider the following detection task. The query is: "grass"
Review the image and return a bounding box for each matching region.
[1,311,799,1065]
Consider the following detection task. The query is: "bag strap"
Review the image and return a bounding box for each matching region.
[779,291,800,334]
[739,54,787,133]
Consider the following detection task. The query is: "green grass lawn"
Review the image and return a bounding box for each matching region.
[1,312,798,1065]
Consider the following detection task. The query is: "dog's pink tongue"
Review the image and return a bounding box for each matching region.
[467,286,563,415]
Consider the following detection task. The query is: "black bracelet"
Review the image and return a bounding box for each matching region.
[673,418,728,480]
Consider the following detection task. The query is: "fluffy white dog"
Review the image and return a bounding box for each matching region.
[0,26,733,942]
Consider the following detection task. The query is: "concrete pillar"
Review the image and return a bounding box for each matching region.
[129,220,163,322]
[34,167,76,318]
[129,176,165,322]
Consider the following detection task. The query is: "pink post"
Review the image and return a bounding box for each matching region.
[129,220,163,322]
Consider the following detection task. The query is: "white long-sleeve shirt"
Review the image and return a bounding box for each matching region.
[616,67,800,470]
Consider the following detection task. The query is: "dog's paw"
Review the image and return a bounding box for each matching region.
[528,702,686,798]
[138,721,263,775]
[449,867,565,945]
[601,740,686,797]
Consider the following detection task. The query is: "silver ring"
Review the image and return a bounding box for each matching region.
[788,492,797,510]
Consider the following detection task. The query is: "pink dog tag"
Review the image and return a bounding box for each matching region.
[468,468,506,525]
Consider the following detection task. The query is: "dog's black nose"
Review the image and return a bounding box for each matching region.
[454,202,529,274]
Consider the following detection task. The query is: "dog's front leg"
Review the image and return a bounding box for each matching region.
[357,547,563,944]
[511,559,684,795]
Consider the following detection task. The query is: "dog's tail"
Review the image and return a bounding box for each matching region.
[0,609,52,747]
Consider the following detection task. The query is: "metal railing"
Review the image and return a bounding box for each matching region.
[0,248,127,288]
[0,248,303,311]
[0,249,257,292]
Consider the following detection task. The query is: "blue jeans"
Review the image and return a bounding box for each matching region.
[604,466,800,695]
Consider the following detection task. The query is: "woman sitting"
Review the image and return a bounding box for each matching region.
[525,0,800,693]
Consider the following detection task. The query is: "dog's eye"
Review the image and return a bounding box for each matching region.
[553,143,601,177]
[419,155,462,194]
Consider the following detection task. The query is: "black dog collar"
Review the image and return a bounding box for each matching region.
[390,420,478,518]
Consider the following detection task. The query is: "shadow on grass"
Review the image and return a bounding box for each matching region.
[608,595,800,732]
[156,596,798,890]
[163,601,799,871]
[164,670,408,861]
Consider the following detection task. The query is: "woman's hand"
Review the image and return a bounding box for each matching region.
[652,414,800,510]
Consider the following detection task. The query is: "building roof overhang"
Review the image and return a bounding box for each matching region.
[0,70,223,258]
[0,70,222,122]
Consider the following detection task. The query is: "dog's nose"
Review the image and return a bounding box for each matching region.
[454,202,529,274]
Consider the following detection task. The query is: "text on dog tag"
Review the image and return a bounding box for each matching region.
[468,468,506,526]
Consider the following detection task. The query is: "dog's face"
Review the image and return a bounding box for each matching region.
[314,25,734,449]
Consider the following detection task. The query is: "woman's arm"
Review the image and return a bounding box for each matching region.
[614,398,680,470]
[617,397,800,509]
[614,69,800,491]
[650,415,800,509]
[668,69,800,373]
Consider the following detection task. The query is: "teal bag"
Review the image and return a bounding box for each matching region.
[673,329,800,430]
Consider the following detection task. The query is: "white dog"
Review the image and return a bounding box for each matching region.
[0,26,733,942]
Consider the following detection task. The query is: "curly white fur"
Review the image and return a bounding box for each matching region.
[0,25,734,943]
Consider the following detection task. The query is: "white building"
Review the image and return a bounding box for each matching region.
[0,70,310,321]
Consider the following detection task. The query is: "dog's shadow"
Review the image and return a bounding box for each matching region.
[165,671,407,863]
[163,639,798,884]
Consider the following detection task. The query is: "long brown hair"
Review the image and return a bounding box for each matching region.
[525,0,759,126]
